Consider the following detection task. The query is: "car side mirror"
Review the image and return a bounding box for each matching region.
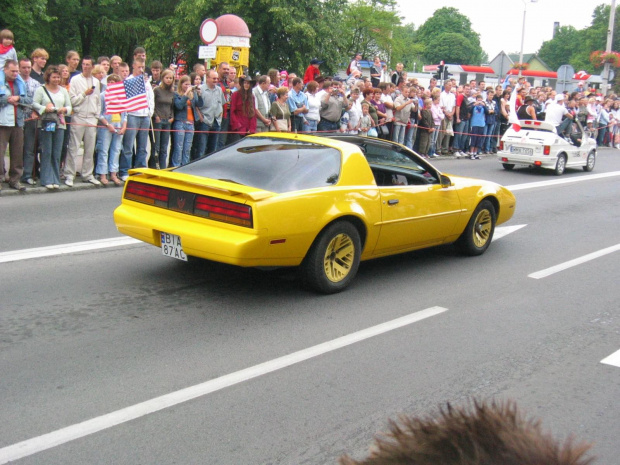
[440,174,452,188]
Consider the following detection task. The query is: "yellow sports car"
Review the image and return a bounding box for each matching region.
[114,133,516,293]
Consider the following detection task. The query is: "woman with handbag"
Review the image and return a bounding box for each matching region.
[269,87,291,132]
[32,66,72,189]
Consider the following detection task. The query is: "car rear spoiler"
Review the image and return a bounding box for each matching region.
[127,168,275,201]
[518,120,557,132]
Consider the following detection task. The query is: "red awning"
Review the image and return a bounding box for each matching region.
[460,65,495,74]
[423,64,495,74]
[507,69,557,78]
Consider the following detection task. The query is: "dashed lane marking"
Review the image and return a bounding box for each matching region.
[0,224,524,265]
[528,243,620,279]
[0,306,448,464]
[601,349,620,368]
[506,170,620,191]
[0,237,142,264]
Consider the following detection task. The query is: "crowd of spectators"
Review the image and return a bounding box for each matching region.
[1,28,619,193]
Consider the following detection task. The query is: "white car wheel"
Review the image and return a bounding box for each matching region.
[583,151,595,172]
[554,154,567,176]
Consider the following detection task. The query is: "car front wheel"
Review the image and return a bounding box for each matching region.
[583,151,595,172]
[554,154,567,175]
[456,200,496,256]
[301,221,361,294]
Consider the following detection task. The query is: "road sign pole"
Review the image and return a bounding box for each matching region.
[602,0,616,95]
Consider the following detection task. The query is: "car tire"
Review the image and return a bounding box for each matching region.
[301,221,361,294]
[554,154,567,176]
[583,151,595,172]
[455,200,496,256]
[502,163,515,170]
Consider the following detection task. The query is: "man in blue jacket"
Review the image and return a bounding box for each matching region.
[0,59,32,192]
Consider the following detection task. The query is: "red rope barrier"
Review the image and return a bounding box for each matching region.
[23,116,618,138]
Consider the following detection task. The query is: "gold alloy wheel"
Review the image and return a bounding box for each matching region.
[472,209,493,248]
[323,233,355,282]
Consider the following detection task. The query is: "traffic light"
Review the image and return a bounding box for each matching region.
[435,64,444,80]
[443,65,449,80]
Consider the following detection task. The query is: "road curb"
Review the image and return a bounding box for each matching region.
[0,180,123,197]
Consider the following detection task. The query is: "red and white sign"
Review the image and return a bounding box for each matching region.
[573,70,592,81]
[200,19,218,45]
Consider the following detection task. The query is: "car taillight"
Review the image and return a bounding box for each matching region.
[543,146,551,155]
[499,141,504,150]
[125,181,170,207]
[194,195,253,228]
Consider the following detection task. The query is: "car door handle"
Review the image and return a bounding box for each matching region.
[387,199,399,205]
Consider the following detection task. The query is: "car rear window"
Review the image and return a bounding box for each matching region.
[175,137,341,193]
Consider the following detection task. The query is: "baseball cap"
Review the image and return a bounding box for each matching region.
[555,94,565,102]
[310,58,323,65]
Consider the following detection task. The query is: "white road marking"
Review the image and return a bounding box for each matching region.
[528,244,620,279]
[0,225,524,265]
[601,349,620,368]
[0,237,142,264]
[492,224,527,241]
[3,169,616,265]
[0,306,448,464]
[506,170,620,191]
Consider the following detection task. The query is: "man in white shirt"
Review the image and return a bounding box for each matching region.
[64,56,101,186]
[545,93,573,136]
[437,81,456,154]
[119,57,154,181]
[253,75,271,132]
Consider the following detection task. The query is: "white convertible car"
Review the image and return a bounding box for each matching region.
[498,120,596,175]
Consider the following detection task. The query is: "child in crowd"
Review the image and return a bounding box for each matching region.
[418,98,434,158]
[358,102,374,136]
[0,29,18,69]
[468,94,487,159]
[96,74,127,185]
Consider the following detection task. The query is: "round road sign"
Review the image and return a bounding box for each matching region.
[200,19,218,45]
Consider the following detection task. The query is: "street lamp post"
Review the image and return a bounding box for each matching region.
[518,0,538,79]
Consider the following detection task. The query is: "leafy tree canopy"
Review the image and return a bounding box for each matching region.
[416,7,482,64]
[538,4,620,74]
[424,32,480,66]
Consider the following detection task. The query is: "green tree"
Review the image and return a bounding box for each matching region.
[392,23,423,71]
[173,0,348,76]
[538,26,585,71]
[537,4,620,74]
[339,0,401,66]
[10,0,183,65]
[416,7,482,64]
[424,32,480,66]
[0,0,54,59]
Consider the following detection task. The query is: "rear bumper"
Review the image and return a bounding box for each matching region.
[497,152,557,169]
[114,203,303,267]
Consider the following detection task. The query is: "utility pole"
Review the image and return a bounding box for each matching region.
[602,0,617,95]
[518,0,538,78]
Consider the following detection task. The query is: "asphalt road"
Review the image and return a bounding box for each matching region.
[1,150,619,464]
